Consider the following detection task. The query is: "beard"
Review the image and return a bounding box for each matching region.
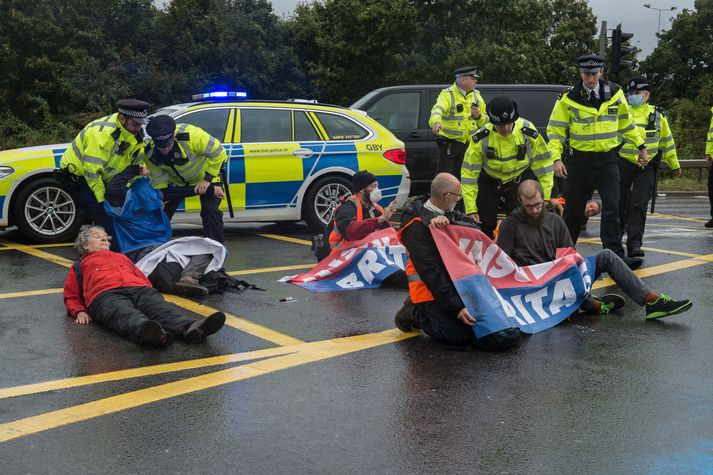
[521,207,546,227]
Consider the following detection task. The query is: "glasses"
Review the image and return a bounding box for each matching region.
[522,201,545,210]
[444,191,462,201]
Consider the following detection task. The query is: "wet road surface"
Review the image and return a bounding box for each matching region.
[1,195,713,474]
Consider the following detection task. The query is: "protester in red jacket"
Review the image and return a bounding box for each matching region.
[63,225,225,347]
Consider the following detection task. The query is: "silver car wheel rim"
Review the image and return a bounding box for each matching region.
[314,182,350,226]
[24,186,77,236]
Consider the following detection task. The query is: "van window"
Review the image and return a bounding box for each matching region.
[175,108,230,140]
[505,90,561,128]
[241,109,292,143]
[364,92,420,130]
[314,112,369,140]
[294,111,320,141]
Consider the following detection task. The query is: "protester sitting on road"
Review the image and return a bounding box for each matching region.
[63,225,226,347]
[319,170,407,288]
[496,180,693,318]
[394,173,521,350]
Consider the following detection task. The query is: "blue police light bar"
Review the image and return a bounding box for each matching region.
[192,91,248,100]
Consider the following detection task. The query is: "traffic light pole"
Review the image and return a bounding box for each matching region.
[599,21,607,57]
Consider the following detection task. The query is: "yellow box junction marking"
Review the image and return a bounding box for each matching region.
[0,239,72,268]
[0,242,72,251]
[0,329,417,443]
[257,233,312,246]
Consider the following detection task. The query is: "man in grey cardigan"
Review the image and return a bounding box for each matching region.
[496,180,692,319]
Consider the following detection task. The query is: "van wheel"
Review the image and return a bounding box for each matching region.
[303,175,351,231]
[13,178,83,243]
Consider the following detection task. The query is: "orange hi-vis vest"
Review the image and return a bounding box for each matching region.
[328,196,384,249]
[397,216,435,304]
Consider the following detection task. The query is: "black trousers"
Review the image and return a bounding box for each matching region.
[164,191,224,243]
[436,139,469,180]
[59,176,117,251]
[476,168,536,238]
[708,164,713,218]
[89,286,195,343]
[563,150,625,257]
[619,157,658,251]
[414,301,473,347]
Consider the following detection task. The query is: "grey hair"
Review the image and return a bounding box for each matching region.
[74,225,108,256]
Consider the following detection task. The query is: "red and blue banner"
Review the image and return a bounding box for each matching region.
[282,228,407,292]
[432,225,597,337]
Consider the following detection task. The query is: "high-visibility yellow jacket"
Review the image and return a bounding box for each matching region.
[706,107,713,158]
[59,113,144,203]
[429,83,488,143]
[619,103,680,169]
[547,81,645,161]
[144,124,228,189]
[461,118,554,214]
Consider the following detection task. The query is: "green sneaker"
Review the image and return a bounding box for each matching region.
[645,294,693,319]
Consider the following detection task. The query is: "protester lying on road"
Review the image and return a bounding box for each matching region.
[63,225,225,347]
[497,180,692,318]
[395,173,521,350]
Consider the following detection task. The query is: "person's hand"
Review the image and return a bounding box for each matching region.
[672,168,682,178]
[471,105,481,120]
[76,311,92,325]
[429,215,450,229]
[707,155,713,163]
[554,159,567,177]
[468,213,481,223]
[549,198,563,216]
[194,179,211,195]
[457,307,476,326]
[139,165,150,176]
[214,185,225,199]
[378,200,398,223]
[431,122,442,135]
[637,148,649,167]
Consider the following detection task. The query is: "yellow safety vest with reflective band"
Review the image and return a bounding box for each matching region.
[706,107,713,158]
[619,104,680,170]
[59,113,144,203]
[547,82,644,161]
[429,84,488,143]
[144,124,228,189]
[461,118,554,215]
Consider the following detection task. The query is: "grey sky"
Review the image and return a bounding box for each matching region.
[269,0,696,59]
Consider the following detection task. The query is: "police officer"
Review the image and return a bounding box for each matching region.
[58,99,149,250]
[429,66,488,180]
[619,77,681,258]
[706,107,713,228]
[461,96,556,238]
[144,115,228,243]
[547,54,647,269]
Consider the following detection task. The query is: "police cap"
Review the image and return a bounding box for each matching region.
[487,96,519,125]
[146,115,177,148]
[116,99,150,124]
[626,76,650,92]
[577,53,605,73]
[454,66,480,78]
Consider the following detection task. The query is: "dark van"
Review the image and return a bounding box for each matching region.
[350,84,569,193]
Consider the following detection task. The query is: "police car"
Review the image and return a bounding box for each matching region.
[0,92,410,243]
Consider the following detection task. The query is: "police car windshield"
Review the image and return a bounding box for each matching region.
[149,107,180,119]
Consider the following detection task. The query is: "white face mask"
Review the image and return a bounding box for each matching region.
[369,187,382,203]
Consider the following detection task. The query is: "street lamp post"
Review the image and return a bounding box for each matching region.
[643,4,677,34]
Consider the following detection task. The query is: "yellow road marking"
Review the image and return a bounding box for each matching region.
[0,288,63,299]
[0,239,72,268]
[650,212,707,223]
[163,295,304,346]
[258,233,311,246]
[227,263,313,276]
[576,240,704,258]
[593,252,713,289]
[0,346,298,400]
[0,242,72,251]
[643,222,704,231]
[0,329,417,443]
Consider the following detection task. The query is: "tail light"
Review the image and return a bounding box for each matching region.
[383,148,406,165]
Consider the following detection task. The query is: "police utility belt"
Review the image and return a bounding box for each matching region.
[53,164,84,191]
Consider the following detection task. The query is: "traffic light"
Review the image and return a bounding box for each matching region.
[611,24,634,74]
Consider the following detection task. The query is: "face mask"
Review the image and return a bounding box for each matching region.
[628,94,644,107]
[369,187,382,203]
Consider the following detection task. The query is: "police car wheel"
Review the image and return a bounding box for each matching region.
[303,175,352,231]
[14,177,83,243]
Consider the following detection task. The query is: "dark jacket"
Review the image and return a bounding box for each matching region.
[399,195,479,315]
[496,208,573,267]
[335,198,389,241]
